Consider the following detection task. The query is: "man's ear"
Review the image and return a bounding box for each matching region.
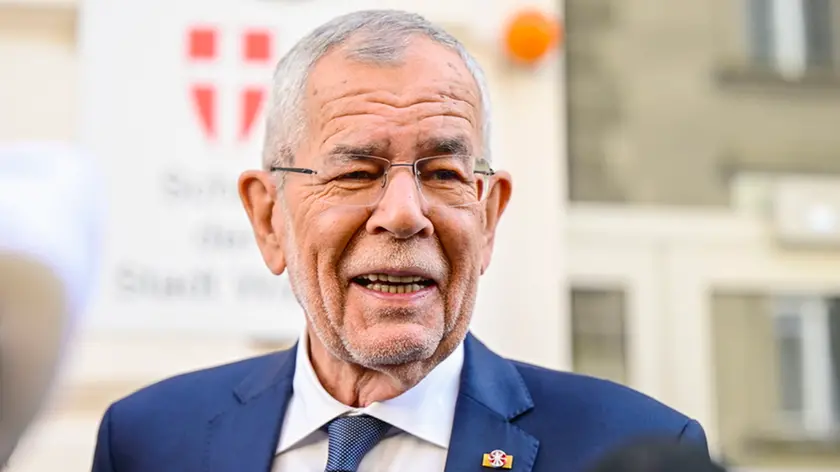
[480,171,512,275]
[239,170,287,275]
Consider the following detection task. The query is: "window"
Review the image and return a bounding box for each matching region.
[746,0,834,77]
[712,292,840,467]
[570,288,628,385]
[773,296,840,438]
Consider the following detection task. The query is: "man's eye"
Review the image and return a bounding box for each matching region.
[429,170,462,181]
[338,171,378,180]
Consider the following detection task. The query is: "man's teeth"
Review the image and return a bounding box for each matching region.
[362,274,426,283]
[366,283,425,294]
[358,274,429,294]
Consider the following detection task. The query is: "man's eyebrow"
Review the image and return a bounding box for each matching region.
[416,137,472,156]
[327,144,383,156]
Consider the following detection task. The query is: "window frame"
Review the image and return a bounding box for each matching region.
[746,0,834,77]
[773,295,838,438]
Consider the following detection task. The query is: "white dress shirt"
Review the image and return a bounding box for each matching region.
[272,331,464,471]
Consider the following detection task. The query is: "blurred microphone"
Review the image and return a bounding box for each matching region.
[586,438,728,472]
[0,143,104,466]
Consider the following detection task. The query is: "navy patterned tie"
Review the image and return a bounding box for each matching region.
[324,415,391,472]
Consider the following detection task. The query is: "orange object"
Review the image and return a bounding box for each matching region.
[503,8,562,65]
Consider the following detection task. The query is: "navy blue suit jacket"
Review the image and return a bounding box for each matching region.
[91,334,707,472]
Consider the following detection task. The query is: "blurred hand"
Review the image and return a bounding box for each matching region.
[0,143,103,466]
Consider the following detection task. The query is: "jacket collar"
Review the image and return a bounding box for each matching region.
[203,333,540,472]
[443,335,539,471]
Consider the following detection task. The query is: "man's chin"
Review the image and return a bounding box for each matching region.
[346,324,442,368]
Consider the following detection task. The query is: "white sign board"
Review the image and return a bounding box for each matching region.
[77,0,370,336]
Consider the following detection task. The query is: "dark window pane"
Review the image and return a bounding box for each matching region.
[570,288,627,385]
[774,314,804,413]
[827,299,840,423]
[747,0,776,66]
[803,0,833,66]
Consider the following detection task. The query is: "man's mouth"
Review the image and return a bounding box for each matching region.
[352,273,436,294]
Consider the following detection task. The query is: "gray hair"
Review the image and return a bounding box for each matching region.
[261,9,493,171]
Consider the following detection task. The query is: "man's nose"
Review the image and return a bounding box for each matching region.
[365,169,434,239]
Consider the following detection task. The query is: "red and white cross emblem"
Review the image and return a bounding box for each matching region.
[185,25,275,143]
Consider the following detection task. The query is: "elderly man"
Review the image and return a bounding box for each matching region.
[0,143,102,467]
[91,9,707,472]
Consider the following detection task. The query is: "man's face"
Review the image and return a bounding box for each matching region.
[240,37,511,378]
[0,254,67,464]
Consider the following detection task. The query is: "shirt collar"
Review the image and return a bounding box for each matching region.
[277,328,464,453]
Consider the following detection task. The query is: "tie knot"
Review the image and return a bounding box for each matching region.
[325,415,390,472]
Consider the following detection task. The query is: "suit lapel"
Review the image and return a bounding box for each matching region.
[202,344,298,472]
[445,335,540,472]
[200,336,540,471]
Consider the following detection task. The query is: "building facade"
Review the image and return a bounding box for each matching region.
[566,0,840,469]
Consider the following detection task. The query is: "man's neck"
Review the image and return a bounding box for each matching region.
[306,333,421,407]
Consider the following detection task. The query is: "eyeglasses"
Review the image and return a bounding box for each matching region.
[270,154,495,208]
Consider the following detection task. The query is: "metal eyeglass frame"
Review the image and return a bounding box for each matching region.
[269,155,496,207]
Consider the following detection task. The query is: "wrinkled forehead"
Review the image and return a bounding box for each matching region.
[306,36,481,104]
[302,38,483,160]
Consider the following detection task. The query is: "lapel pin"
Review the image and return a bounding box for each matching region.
[482,449,513,469]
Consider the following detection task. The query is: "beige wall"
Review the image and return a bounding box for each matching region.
[0,6,76,142]
[565,6,840,466]
[567,0,840,206]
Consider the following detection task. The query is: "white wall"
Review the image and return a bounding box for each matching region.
[462,0,568,372]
